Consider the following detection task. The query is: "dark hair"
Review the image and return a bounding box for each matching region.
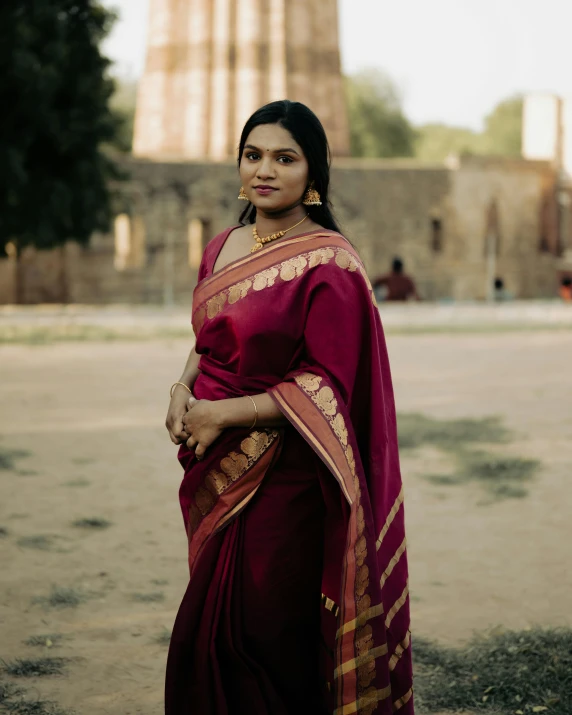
[494,277,505,290]
[562,277,572,287]
[237,100,341,233]
[392,257,404,273]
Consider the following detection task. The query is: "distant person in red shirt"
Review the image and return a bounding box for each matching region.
[560,277,572,302]
[372,257,420,302]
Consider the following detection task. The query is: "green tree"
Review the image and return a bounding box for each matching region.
[482,96,523,157]
[415,97,523,162]
[109,76,138,152]
[415,124,485,162]
[0,1,123,265]
[345,70,417,158]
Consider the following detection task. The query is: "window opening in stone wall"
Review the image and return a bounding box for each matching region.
[114,214,131,271]
[188,219,211,269]
[538,192,558,254]
[557,190,571,257]
[430,217,443,252]
[484,200,501,257]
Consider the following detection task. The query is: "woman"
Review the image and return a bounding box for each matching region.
[164,100,414,715]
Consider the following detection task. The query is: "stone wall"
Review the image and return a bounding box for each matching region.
[0,155,561,305]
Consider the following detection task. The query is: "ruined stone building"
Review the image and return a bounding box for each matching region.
[0,0,570,304]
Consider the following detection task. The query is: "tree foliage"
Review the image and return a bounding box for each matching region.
[482,96,523,157]
[0,1,123,256]
[345,70,417,158]
[415,124,484,162]
[109,76,137,153]
[415,96,523,162]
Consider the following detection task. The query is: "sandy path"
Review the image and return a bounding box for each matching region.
[0,332,571,713]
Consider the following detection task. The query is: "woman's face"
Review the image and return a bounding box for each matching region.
[239,123,310,214]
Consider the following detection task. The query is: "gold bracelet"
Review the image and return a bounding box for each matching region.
[246,395,258,430]
[170,382,192,398]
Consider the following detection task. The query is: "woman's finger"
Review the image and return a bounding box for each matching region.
[173,419,186,436]
[195,443,206,461]
[186,435,198,450]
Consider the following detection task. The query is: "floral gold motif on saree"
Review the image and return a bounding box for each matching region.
[187,430,278,536]
[293,372,389,713]
[194,245,375,335]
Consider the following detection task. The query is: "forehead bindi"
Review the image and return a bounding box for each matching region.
[246,125,303,155]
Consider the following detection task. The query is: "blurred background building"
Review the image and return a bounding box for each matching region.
[0,0,571,305]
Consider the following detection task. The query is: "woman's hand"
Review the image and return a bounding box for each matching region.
[182,399,225,460]
[165,385,193,445]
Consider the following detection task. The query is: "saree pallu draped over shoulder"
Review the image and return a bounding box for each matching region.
[165,230,414,715]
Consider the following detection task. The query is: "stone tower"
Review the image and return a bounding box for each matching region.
[133,0,349,160]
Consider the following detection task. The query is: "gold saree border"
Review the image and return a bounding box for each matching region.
[376,488,404,552]
[192,233,376,335]
[389,631,411,672]
[334,686,392,715]
[385,581,410,630]
[270,373,390,714]
[393,687,413,712]
[186,429,280,576]
[201,231,341,290]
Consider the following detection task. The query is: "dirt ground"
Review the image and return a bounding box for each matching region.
[1,331,571,714]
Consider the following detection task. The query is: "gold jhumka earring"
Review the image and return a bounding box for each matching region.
[303,183,322,206]
[238,186,248,201]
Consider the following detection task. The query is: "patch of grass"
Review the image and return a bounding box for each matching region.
[397,413,511,452]
[426,474,464,486]
[24,634,64,649]
[0,680,23,703]
[62,479,90,488]
[463,451,539,486]
[152,628,172,646]
[151,579,168,586]
[33,587,86,609]
[17,535,58,552]
[71,517,112,530]
[0,683,73,715]
[414,628,572,714]
[0,448,32,471]
[131,592,165,603]
[1,658,69,678]
[428,451,541,502]
[0,526,9,538]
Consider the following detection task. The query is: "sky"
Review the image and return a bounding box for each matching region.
[103,0,571,131]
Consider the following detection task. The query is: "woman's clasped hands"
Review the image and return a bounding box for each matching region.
[182,396,224,460]
[165,386,224,460]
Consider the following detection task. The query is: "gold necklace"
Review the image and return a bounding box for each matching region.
[251,215,309,253]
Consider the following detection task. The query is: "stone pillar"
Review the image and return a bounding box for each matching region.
[308,0,350,156]
[133,0,191,157]
[133,0,350,159]
[183,0,212,158]
[234,0,263,148]
[266,0,287,104]
[208,0,233,159]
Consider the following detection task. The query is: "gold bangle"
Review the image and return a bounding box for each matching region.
[170,382,192,398]
[246,395,258,430]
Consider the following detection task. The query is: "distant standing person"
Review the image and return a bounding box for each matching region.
[560,277,572,302]
[372,258,420,302]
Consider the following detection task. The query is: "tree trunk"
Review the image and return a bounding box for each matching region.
[59,243,69,303]
[15,241,24,305]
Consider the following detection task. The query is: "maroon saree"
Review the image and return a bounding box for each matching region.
[165,229,414,715]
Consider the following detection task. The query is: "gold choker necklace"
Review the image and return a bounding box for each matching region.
[251,215,309,253]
